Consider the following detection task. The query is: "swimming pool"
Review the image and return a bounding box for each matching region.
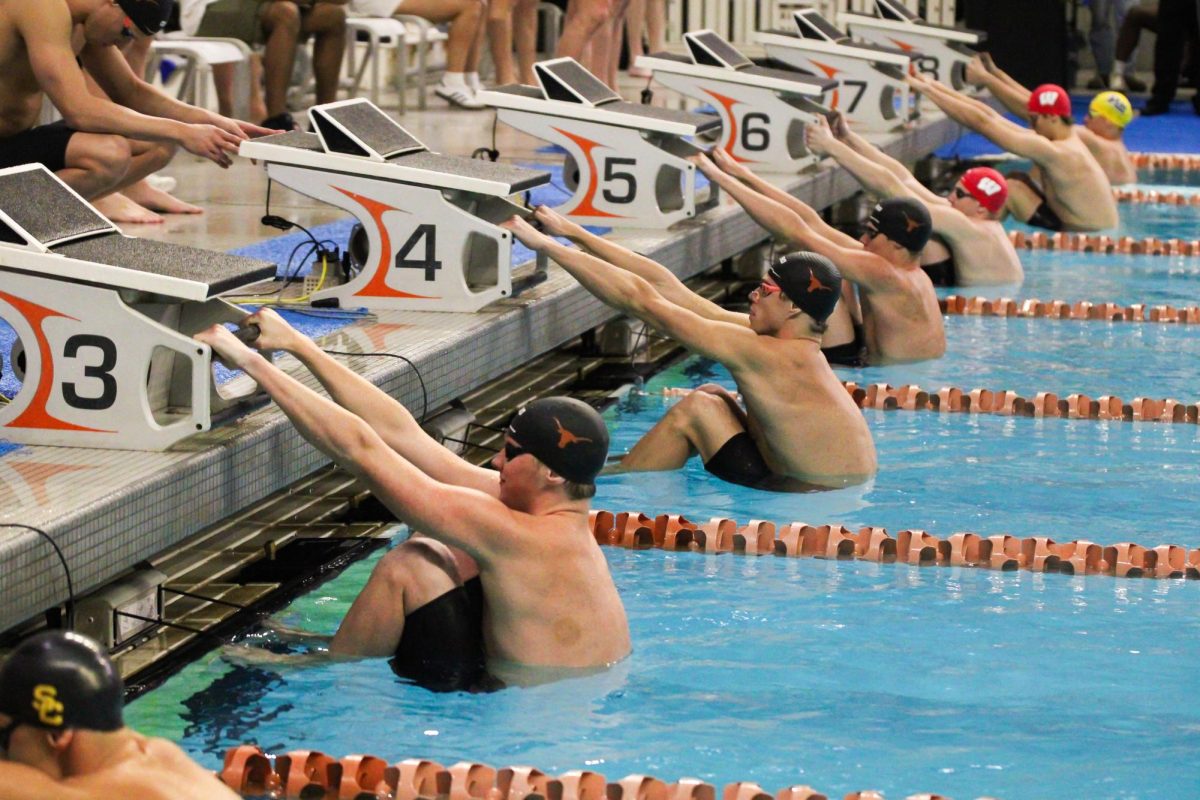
[122,173,1200,800]
[126,347,1200,799]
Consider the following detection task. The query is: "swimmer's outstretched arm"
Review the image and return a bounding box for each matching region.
[969,55,1032,120]
[531,207,747,326]
[806,116,946,209]
[909,74,1058,164]
[243,309,498,497]
[196,325,521,564]
[824,114,946,207]
[698,150,862,250]
[504,217,762,368]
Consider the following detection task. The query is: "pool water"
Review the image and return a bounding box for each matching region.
[121,171,1200,799]
[128,351,1200,800]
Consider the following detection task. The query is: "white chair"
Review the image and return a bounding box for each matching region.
[344,16,448,113]
[149,34,253,120]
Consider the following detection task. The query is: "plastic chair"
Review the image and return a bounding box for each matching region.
[149,34,252,121]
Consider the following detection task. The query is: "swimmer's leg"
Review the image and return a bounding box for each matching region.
[328,538,459,657]
[614,389,746,473]
[1004,171,1046,224]
[59,132,133,200]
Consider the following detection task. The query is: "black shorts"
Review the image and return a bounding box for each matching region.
[0,121,77,173]
[704,431,774,488]
[1007,171,1064,231]
[921,256,958,287]
[822,322,866,368]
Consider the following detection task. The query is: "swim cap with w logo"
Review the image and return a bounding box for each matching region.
[506,397,609,484]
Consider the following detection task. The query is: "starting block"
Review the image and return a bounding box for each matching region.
[479,58,720,228]
[239,98,552,312]
[755,7,917,132]
[840,0,983,90]
[635,30,835,173]
[0,165,275,450]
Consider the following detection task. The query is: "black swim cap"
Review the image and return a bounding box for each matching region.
[0,632,123,733]
[768,252,842,322]
[506,397,609,485]
[866,198,932,253]
[116,0,175,35]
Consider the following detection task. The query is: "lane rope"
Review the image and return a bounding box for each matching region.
[939,294,1200,325]
[589,509,1200,581]
[218,744,935,800]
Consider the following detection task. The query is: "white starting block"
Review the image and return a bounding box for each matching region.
[239,99,552,313]
[840,0,983,90]
[479,58,721,229]
[635,30,836,173]
[0,165,275,450]
[755,8,918,133]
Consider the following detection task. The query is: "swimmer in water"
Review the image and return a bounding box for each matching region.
[196,312,631,680]
[968,54,1137,186]
[696,151,946,365]
[504,208,876,491]
[908,72,1119,232]
[0,630,239,800]
[806,112,1022,287]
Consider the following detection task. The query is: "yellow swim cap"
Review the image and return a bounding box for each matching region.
[1089,91,1134,128]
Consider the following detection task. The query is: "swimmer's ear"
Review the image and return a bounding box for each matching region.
[542,466,567,487]
[45,729,73,753]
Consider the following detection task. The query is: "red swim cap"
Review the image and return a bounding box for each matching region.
[959,167,1008,214]
[1027,84,1071,117]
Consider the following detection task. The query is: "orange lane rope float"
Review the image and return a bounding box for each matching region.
[939,295,1200,324]
[590,510,1200,581]
[1130,152,1200,172]
[838,381,1200,426]
[1112,188,1200,206]
[217,744,971,800]
[1006,230,1200,257]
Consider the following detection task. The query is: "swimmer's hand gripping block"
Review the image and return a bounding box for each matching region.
[0,276,261,450]
[241,99,552,313]
[636,31,835,174]
[0,164,273,450]
[840,0,983,91]
[480,58,721,229]
[755,10,919,133]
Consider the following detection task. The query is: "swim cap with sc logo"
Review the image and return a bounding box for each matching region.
[0,631,124,733]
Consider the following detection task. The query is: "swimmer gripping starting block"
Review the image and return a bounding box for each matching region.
[0,165,275,450]
[239,99,552,312]
[840,0,983,90]
[479,58,720,228]
[755,8,918,133]
[635,30,836,173]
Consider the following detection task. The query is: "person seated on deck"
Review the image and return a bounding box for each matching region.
[695,149,946,367]
[503,207,877,492]
[967,54,1138,186]
[0,630,240,800]
[196,310,631,686]
[907,71,1120,232]
[0,0,274,219]
[805,112,1022,288]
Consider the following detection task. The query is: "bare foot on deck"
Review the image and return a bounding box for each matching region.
[123,179,203,215]
[93,193,163,224]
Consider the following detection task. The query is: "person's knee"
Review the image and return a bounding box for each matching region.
[571,0,612,28]
[487,0,512,22]
[307,2,347,33]
[262,0,302,34]
[146,140,177,171]
[667,390,724,434]
[71,135,132,184]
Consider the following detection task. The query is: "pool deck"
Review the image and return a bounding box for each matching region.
[0,106,966,633]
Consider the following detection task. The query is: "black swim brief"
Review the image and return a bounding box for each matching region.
[391,575,489,692]
[921,256,958,287]
[1007,171,1064,231]
[704,431,774,488]
[0,121,78,173]
[821,322,866,368]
